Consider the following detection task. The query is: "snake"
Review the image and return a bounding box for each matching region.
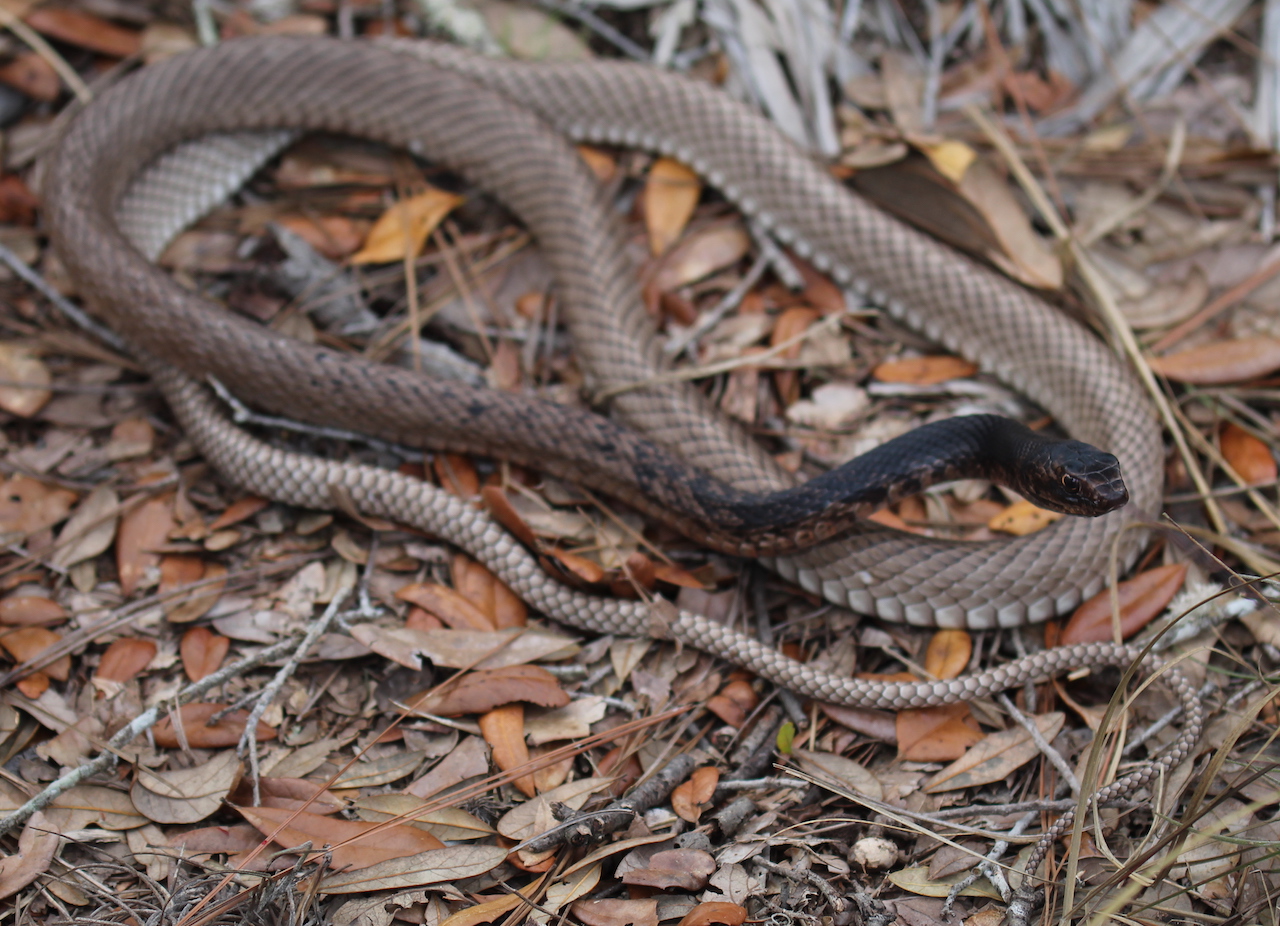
[41,36,1200,881]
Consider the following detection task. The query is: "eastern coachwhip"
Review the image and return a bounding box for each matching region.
[42,37,1199,879]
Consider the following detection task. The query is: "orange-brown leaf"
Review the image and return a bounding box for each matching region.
[435,454,480,497]
[0,626,68,680]
[95,637,156,683]
[0,53,59,102]
[923,629,972,679]
[1221,423,1277,486]
[1148,338,1280,385]
[24,7,142,58]
[676,902,748,926]
[0,475,75,536]
[153,704,276,749]
[873,355,979,386]
[896,702,983,762]
[0,596,66,626]
[671,766,720,823]
[396,581,495,631]
[643,158,701,256]
[352,187,465,264]
[479,486,538,547]
[234,804,443,871]
[573,898,659,926]
[208,496,269,531]
[1060,563,1189,645]
[478,703,534,797]
[987,498,1063,536]
[547,547,606,584]
[180,626,230,682]
[116,493,175,597]
[451,554,527,629]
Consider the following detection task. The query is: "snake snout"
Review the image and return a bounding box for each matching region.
[1034,442,1129,517]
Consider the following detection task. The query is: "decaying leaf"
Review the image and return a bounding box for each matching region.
[0,811,59,901]
[131,750,243,824]
[1060,563,1188,645]
[411,665,568,716]
[235,804,444,871]
[318,843,507,895]
[478,702,535,797]
[352,187,465,264]
[1149,338,1280,384]
[152,704,276,749]
[643,158,702,256]
[924,712,1066,792]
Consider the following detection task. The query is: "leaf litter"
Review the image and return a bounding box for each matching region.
[0,1,1274,924]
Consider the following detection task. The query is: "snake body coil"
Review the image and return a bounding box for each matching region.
[43,37,1197,878]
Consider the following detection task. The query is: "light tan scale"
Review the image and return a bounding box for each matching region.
[42,37,1199,882]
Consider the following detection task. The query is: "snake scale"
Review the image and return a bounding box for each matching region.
[42,37,1200,878]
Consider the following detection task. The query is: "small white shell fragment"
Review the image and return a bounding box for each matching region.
[851,837,899,870]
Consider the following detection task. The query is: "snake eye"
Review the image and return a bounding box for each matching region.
[1061,473,1081,494]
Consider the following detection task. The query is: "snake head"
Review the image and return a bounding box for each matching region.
[1021,440,1129,517]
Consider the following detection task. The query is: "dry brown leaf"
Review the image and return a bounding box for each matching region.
[95,637,156,683]
[478,703,535,797]
[0,476,75,537]
[643,158,701,256]
[652,223,751,292]
[152,704,276,749]
[793,748,884,801]
[117,493,175,597]
[1221,423,1277,486]
[706,678,758,728]
[354,796,494,840]
[676,902,749,926]
[132,750,243,825]
[897,702,982,762]
[1148,338,1280,385]
[0,626,68,680]
[0,53,59,102]
[180,626,230,682]
[671,766,720,823]
[924,712,1066,792]
[228,777,344,814]
[622,848,716,891]
[577,146,616,183]
[0,596,66,626]
[435,454,481,497]
[771,305,819,404]
[547,547,606,584]
[923,629,971,679]
[105,416,155,461]
[318,844,508,895]
[50,484,119,570]
[440,893,526,926]
[413,665,569,716]
[352,187,465,264]
[166,562,227,624]
[1060,563,1188,645]
[167,823,262,857]
[24,7,142,57]
[873,355,978,386]
[956,158,1062,288]
[208,496,269,531]
[987,498,1063,536]
[396,581,495,631]
[480,485,538,546]
[453,554,527,630]
[0,811,58,901]
[235,804,443,872]
[573,898,659,926]
[0,343,50,417]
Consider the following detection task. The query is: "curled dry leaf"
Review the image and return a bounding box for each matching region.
[643,158,701,256]
[152,703,277,749]
[180,626,230,682]
[235,804,444,872]
[95,637,156,684]
[352,186,465,264]
[1221,423,1277,486]
[1059,562,1189,645]
[1148,337,1280,385]
[0,343,51,417]
[652,223,751,292]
